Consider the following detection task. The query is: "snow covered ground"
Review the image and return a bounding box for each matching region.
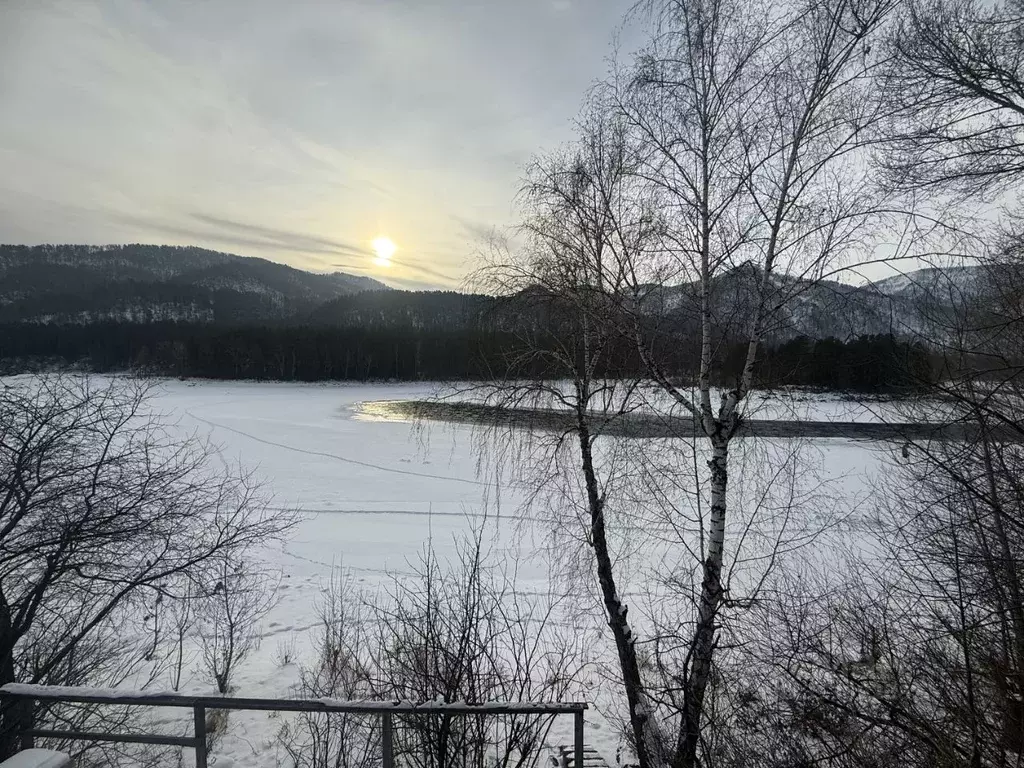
[147,380,555,768]
[85,380,895,767]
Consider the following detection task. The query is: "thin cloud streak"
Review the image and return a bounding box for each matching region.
[332,257,461,288]
[115,213,372,273]
[189,213,370,258]
[386,257,463,286]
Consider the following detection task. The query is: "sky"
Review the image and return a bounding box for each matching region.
[0,0,633,290]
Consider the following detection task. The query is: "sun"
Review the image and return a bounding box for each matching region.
[371,236,397,267]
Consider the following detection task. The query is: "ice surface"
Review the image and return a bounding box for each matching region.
[15,378,890,768]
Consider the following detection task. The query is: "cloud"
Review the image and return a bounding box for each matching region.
[116,209,466,286]
[358,273,452,292]
[114,212,371,272]
[189,214,370,258]
[386,257,463,286]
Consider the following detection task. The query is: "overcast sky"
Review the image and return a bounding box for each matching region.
[0,0,633,289]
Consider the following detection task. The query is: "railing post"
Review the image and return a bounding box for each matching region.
[193,706,208,768]
[382,712,395,768]
[18,698,34,751]
[574,709,585,768]
[14,696,33,753]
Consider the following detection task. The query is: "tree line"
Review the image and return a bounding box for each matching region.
[0,320,937,392]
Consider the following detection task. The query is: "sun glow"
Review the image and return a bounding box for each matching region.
[372,236,397,267]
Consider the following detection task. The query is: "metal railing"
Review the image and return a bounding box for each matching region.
[0,684,587,768]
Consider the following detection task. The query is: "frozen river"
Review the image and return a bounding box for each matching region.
[113,378,895,767]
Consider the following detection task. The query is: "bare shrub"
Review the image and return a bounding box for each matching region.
[372,531,586,768]
[281,527,586,768]
[198,558,277,695]
[278,571,382,768]
[0,375,295,759]
[275,636,298,668]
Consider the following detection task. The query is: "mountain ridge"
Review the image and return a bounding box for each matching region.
[0,244,983,340]
[0,244,388,324]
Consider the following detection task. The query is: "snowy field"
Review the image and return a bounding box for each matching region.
[96,380,895,767]
[149,380,567,768]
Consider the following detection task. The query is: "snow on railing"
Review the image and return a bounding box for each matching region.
[0,684,587,768]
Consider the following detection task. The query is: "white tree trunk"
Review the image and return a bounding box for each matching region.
[679,434,729,767]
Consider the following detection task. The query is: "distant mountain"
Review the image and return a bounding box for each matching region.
[0,248,991,385]
[870,266,985,300]
[0,244,387,324]
[0,244,985,343]
[637,262,987,341]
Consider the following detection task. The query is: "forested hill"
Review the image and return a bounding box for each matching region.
[0,244,387,323]
[309,290,494,329]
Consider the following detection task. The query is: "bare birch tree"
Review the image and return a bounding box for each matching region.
[604,0,899,763]
[476,112,670,766]
[477,0,918,763]
[479,40,872,757]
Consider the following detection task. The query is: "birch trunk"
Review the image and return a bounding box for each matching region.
[577,413,661,768]
[676,434,729,768]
